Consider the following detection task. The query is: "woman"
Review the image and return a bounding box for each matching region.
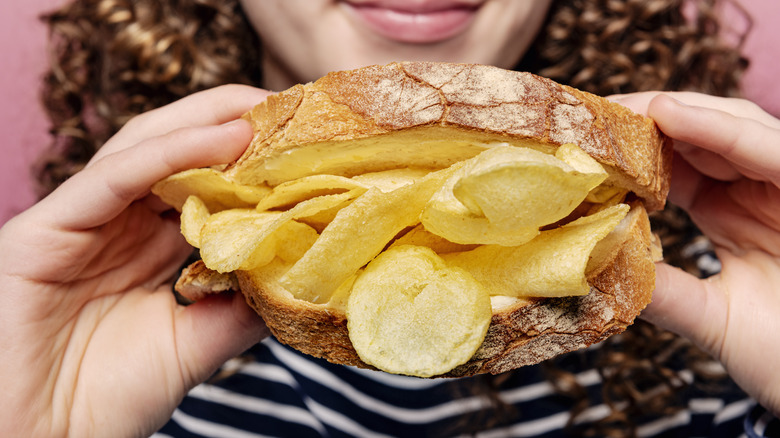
[2,0,778,437]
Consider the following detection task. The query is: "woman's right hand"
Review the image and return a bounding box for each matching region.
[0,85,272,437]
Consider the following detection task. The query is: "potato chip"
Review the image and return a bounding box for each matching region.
[454,146,607,227]
[279,165,458,303]
[556,143,628,208]
[256,175,366,211]
[422,145,606,246]
[585,208,632,276]
[152,168,271,212]
[421,162,540,246]
[180,195,211,247]
[347,245,491,377]
[389,225,477,254]
[327,271,360,311]
[295,197,362,232]
[275,222,320,264]
[200,191,357,273]
[351,168,430,191]
[554,143,607,175]
[586,185,629,206]
[199,209,282,272]
[256,169,426,212]
[443,204,629,297]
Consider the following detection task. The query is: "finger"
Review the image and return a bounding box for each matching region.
[611,91,780,128]
[648,95,780,184]
[640,263,727,359]
[37,118,253,230]
[174,291,270,387]
[667,148,745,213]
[667,150,710,210]
[672,143,743,182]
[608,91,664,116]
[615,92,772,182]
[92,85,272,162]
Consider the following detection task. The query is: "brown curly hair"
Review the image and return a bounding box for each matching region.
[37,0,261,195]
[36,0,750,436]
[533,0,747,96]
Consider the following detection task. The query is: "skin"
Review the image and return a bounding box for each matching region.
[617,92,780,417]
[0,86,272,437]
[2,1,780,436]
[238,0,553,90]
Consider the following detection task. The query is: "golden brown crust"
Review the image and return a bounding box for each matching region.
[229,62,671,211]
[176,260,239,302]
[232,203,655,378]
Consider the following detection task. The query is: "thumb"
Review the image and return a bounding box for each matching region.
[174,291,269,386]
[641,263,728,359]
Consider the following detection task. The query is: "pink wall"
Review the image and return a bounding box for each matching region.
[1,1,779,226]
[736,1,780,117]
[0,0,62,224]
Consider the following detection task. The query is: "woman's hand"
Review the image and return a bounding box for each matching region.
[0,85,272,437]
[614,92,780,416]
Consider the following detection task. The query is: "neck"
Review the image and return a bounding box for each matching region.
[261,52,301,92]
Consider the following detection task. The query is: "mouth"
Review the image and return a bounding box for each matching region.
[340,0,484,44]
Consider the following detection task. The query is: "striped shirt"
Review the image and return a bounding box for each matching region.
[153,337,758,437]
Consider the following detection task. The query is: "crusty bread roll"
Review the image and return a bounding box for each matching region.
[174,62,672,378]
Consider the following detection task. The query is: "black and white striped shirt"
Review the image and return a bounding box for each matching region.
[154,336,759,438]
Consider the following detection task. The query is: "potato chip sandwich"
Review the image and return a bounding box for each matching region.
[152,61,672,378]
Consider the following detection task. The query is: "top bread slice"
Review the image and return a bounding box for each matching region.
[175,62,671,377]
[228,61,671,211]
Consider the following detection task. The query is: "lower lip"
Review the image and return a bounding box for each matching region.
[343,4,479,44]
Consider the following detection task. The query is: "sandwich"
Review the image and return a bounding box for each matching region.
[152,61,671,378]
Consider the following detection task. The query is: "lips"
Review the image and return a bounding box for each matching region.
[341,0,484,44]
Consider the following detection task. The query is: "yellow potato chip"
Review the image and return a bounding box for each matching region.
[200,191,357,273]
[256,175,366,211]
[443,204,630,297]
[351,168,430,191]
[274,222,320,264]
[327,271,360,311]
[554,143,608,175]
[347,245,491,377]
[180,195,211,247]
[389,225,477,254]
[243,221,319,268]
[152,168,271,212]
[199,209,282,272]
[295,200,360,232]
[586,185,629,206]
[279,165,458,303]
[421,145,607,246]
[452,146,607,228]
[256,169,423,212]
[421,162,540,246]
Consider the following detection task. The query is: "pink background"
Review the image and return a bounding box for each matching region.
[2,0,779,226]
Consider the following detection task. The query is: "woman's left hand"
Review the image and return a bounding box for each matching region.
[613,91,780,417]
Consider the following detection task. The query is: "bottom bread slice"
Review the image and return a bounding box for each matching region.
[227,203,656,378]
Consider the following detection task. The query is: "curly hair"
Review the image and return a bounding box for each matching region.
[533,0,747,96]
[37,0,261,195]
[36,0,749,436]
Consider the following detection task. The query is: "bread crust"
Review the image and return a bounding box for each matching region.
[230,62,671,210]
